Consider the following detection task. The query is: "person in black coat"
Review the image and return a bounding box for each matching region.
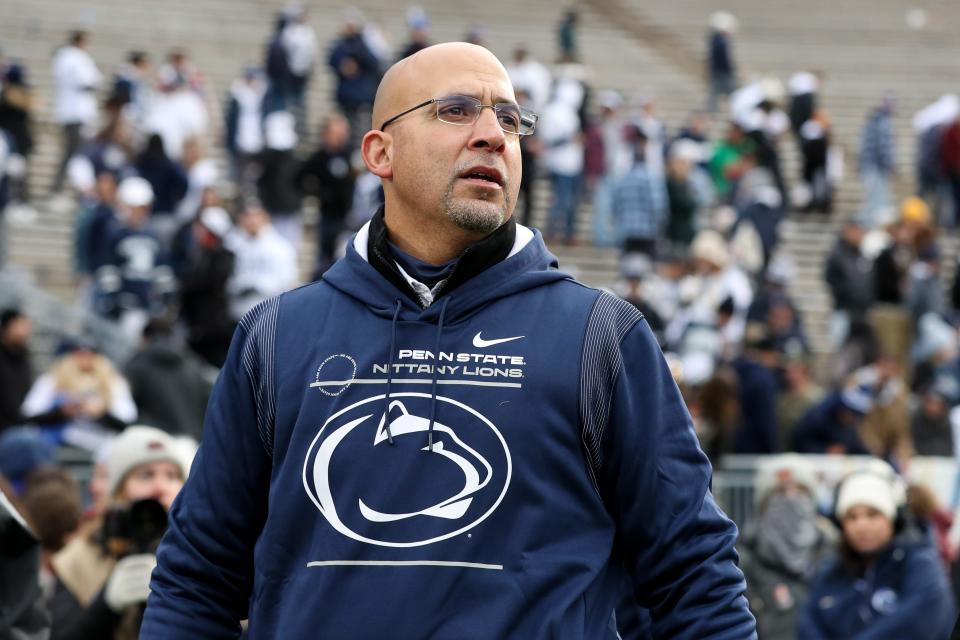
[0,309,33,432]
[177,207,235,368]
[124,320,213,440]
[296,114,355,276]
[134,134,188,222]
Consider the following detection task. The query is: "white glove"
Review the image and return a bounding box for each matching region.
[104,553,156,612]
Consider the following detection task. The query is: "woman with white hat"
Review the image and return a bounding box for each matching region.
[797,461,955,638]
[47,426,193,640]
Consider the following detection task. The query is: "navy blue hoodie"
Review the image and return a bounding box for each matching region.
[142,223,754,639]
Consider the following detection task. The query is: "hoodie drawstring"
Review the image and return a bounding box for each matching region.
[426,297,450,452]
[382,299,403,445]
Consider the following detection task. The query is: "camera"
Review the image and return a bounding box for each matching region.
[100,498,168,558]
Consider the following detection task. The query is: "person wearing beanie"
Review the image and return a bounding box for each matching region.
[47,426,190,640]
[739,456,834,640]
[797,463,955,639]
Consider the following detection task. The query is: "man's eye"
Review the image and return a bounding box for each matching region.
[498,112,521,130]
[439,103,472,119]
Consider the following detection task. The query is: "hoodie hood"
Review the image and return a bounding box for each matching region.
[322,219,571,325]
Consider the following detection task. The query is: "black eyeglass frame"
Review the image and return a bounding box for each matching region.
[378,95,538,135]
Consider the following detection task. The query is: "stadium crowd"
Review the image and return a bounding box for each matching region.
[1,4,960,638]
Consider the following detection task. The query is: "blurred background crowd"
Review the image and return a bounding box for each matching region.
[1,0,960,637]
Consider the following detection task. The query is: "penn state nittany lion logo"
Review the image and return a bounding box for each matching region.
[302,393,512,547]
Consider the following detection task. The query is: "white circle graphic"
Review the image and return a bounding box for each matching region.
[314,353,358,397]
[301,392,512,547]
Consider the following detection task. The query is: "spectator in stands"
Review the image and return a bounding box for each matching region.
[709,123,753,203]
[911,375,957,457]
[0,62,34,208]
[706,12,737,113]
[0,427,55,495]
[765,294,809,357]
[66,102,136,199]
[906,242,945,325]
[48,425,189,640]
[224,67,265,195]
[257,111,303,250]
[856,361,913,463]
[942,113,960,226]
[913,95,957,225]
[97,177,174,340]
[824,219,872,348]
[557,9,579,61]
[611,129,668,260]
[20,337,137,449]
[859,94,897,227]
[799,109,834,213]
[0,472,49,640]
[0,309,33,431]
[157,48,205,96]
[277,3,316,131]
[75,171,121,311]
[540,78,585,245]
[787,71,818,146]
[125,321,214,441]
[134,134,188,244]
[174,138,218,224]
[111,51,151,115]
[691,367,740,464]
[506,45,551,115]
[50,30,102,195]
[514,89,542,229]
[590,91,630,246]
[397,6,430,60]
[21,466,83,572]
[225,201,298,321]
[328,9,380,149]
[798,462,955,639]
[870,207,917,368]
[145,70,208,163]
[739,457,833,640]
[666,152,699,251]
[776,353,824,449]
[176,206,235,368]
[792,380,874,454]
[296,113,355,275]
[731,336,781,453]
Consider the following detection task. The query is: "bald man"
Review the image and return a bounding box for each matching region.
[142,43,755,639]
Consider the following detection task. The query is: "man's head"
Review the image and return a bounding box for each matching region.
[1,309,31,349]
[322,114,351,150]
[69,30,89,49]
[361,42,524,245]
[239,201,270,236]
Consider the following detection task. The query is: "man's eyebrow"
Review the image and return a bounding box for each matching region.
[441,90,519,105]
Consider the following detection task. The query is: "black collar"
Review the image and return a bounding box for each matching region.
[366,207,517,307]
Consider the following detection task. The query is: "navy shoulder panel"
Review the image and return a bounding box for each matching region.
[238,295,281,456]
[579,291,645,486]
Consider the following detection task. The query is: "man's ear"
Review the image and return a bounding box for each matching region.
[361,130,393,179]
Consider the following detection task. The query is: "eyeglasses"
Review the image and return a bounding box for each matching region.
[379,94,538,136]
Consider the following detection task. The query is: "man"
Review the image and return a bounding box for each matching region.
[824,219,873,347]
[224,201,298,321]
[296,113,356,275]
[50,30,101,194]
[0,309,33,431]
[859,94,896,227]
[142,43,755,638]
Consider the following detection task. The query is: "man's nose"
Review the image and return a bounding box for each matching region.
[468,106,507,153]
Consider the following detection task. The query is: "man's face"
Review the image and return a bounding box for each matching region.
[384,51,523,236]
[2,316,31,348]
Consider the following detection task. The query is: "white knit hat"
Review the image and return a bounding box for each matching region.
[107,426,187,496]
[117,176,154,208]
[835,461,905,521]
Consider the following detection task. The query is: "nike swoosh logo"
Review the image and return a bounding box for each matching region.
[472,332,525,348]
